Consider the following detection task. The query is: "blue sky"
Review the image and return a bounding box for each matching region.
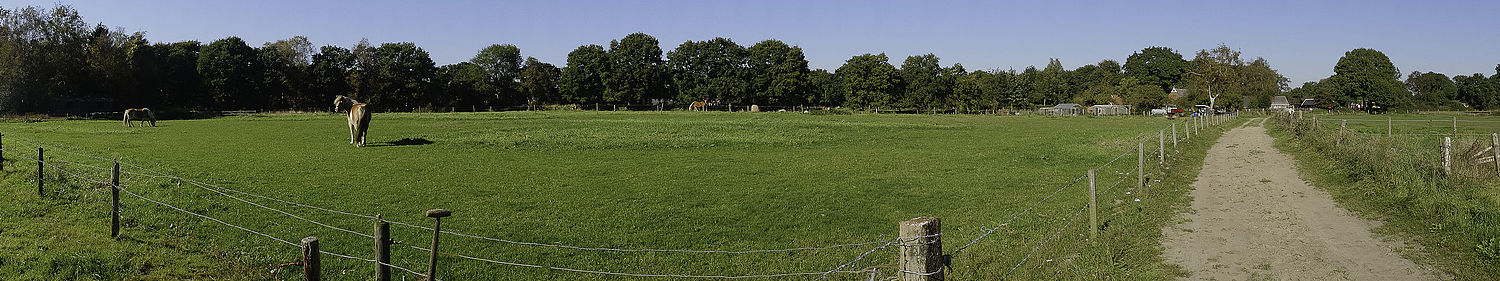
[9,0,1499,85]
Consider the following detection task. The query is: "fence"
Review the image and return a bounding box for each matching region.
[2,112,1241,280]
[1296,116,1500,178]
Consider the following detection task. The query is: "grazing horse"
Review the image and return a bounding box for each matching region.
[689,99,707,111]
[333,95,372,147]
[122,108,156,127]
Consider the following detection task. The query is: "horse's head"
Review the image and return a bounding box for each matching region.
[333,95,354,112]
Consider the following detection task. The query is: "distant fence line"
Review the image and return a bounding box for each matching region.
[3,112,1240,280]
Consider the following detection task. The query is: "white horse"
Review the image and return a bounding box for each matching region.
[122,108,156,127]
[333,96,371,147]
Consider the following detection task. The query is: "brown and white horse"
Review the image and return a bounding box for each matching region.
[122,108,156,127]
[333,95,372,147]
[689,99,707,111]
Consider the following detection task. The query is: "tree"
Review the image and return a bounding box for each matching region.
[747,40,810,105]
[1405,71,1459,110]
[1124,46,1188,94]
[157,41,205,108]
[259,36,314,108]
[1455,73,1497,110]
[367,42,436,109]
[519,57,561,104]
[197,36,263,109]
[559,44,609,104]
[309,45,353,105]
[835,53,901,108]
[1327,48,1405,112]
[435,62,488,108]
[666,38,747,103]
[806,69,841,106]
[900,54,951,109]
[1240,57,1288,109]
[1030,59,1070,106]
[1186,44,1242,111]
[605,33,667,104]
[470,44,522,105]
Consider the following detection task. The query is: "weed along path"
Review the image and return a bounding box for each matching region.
[1162,118,1441,280]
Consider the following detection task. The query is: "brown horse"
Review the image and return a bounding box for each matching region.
[122,108,156,127]
[689,100,707,111]
[333,95,371,147]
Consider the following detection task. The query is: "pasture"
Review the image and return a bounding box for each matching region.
[0,111,1214,280]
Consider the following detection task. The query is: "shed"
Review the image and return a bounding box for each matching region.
[1039,103,1082,116]
[1269,96,1292,111]
[1087,104,1133,116]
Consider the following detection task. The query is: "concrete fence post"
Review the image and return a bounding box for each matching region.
[1172,124,1178,148]
[1088,169,1098,242]
[1159,130,1165,164]
[426,209,452,281]
[1138,142,1145,197]
[1443,137,1452,176]
[302,237,321,281]
[375,215,391,281]
[111,161,120,239]
[899,217,943,281]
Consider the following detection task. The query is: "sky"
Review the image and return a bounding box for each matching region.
[7,0,1499,85]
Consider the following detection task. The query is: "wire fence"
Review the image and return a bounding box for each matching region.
[2,112,1240,280]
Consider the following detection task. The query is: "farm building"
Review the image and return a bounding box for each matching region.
[1087,104,1133,116]
[1299,98,1319,110]
[1039,103,1082,116]
[1270,96,1292,112]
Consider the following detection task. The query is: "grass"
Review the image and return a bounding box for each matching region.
[1268,112,1500,280]
[0,111,1230,280]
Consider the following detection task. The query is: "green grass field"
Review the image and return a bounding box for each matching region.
[0,111,1226,280]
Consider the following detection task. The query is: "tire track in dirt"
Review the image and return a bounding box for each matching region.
[1161,118,1442,280]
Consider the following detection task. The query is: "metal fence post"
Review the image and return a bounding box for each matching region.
[426,209,452,281]
[111,161,120,239]
[899,217,942,281]
[302,237,321,281]
[37,147,43,196]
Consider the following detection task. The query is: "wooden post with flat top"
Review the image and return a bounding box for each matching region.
[1443,137,1452,176]
[302,237,321,281]
[426,209,451,281]
[375,215,391,281]
[1138,142,1145,197]
[37,147,43,196]
[898,217,942,281]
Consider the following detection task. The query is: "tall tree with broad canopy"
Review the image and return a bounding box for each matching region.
[606,33,667,104]
[899,54,952,109]
[435,62,488,108]
[470,44,523,105]
[806,69,841,106]
[747,39,811,105]
[1124,46,1188,94]
[198,36,264,109]
[666,38,748,103]
[836,53,901,109]
[519,57,562,104]
[1405,71,1460,110]
[367,42,436,110]
[258,36,314,108]
[560,44,609,104]
[309,45,353,106]
[1327,48,1405,112]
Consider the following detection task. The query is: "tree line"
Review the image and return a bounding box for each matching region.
[3,4,1297,115]
[1286,48,1500,112]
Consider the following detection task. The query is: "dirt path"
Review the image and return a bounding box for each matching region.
[1161,118,1442,280]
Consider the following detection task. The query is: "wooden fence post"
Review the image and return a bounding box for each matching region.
[1338,120,1346,145]
[1443,137,1452,176]
[37,147,43,196]
[1137,142,1145,197]
[1172,124,1178,148]
[1492,133,1499,177]
[302,237,321,281]
[898,217,943,281]
[1159,130,1165,164]
[375,215,391,281]
[1,133,5,172]
[426,209,451,281]
[1388,117,1393,137]
[1313,117,1319,131]
[1186,120,1191,140]
[111,161,120,239]
[1088,169,1097,242]
[1453,116,1458,138]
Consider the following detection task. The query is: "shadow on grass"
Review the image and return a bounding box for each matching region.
[367,137,434,147]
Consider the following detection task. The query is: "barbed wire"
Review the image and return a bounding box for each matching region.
[405,244,875,279]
